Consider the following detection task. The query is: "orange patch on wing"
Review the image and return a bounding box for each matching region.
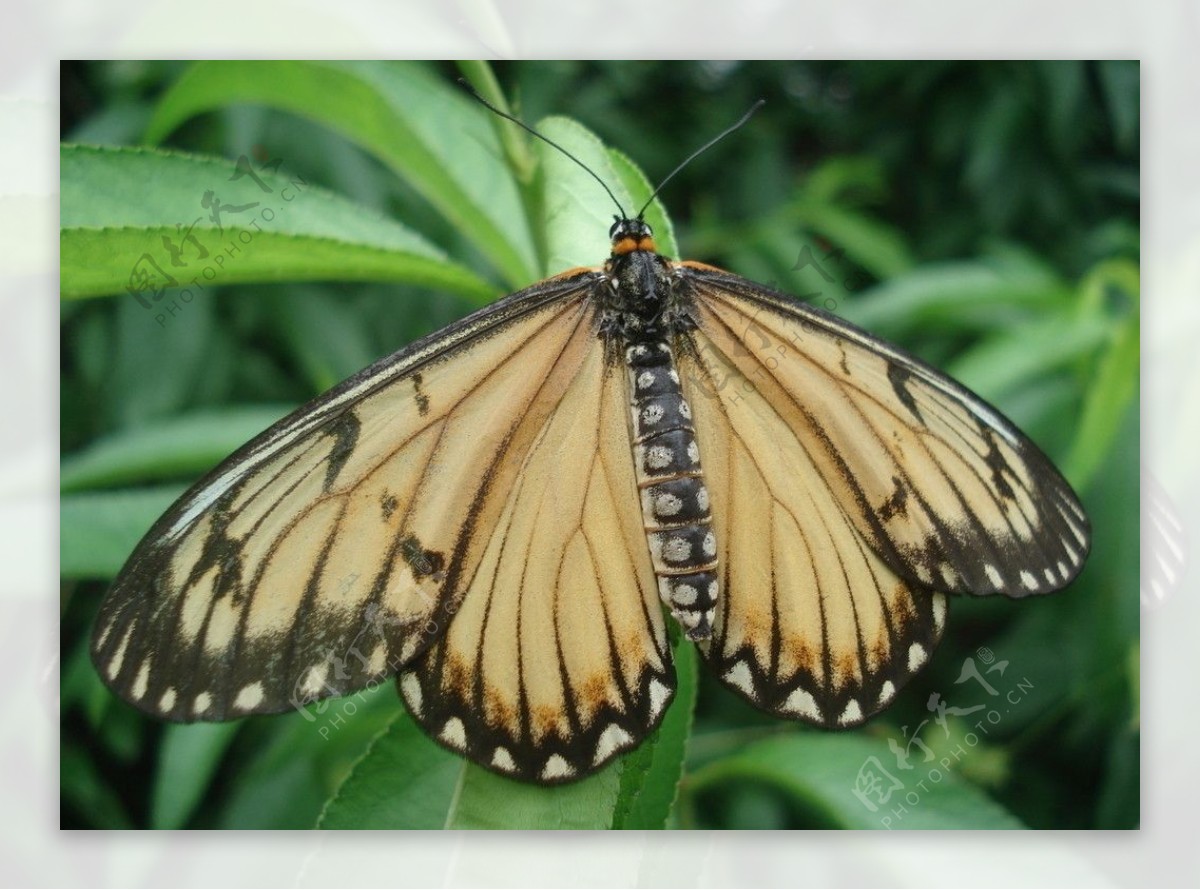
[677,259,730,273]
[543,265,602,282]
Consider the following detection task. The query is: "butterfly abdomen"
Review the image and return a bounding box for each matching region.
[625,340,718,640]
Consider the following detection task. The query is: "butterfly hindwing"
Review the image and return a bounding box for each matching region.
[678,321,947,727]
[90,273,602,723]
[398,338,675,783]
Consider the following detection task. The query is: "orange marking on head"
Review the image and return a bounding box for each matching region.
[637,236,657,252]
[612,237,639,256]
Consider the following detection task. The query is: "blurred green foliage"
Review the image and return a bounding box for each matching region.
[60,60,1138,830]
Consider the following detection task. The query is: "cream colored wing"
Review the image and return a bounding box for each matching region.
[681,265,1090,599]
[398,341,674,784]
[678,322,946,728]
[91,275,602,722]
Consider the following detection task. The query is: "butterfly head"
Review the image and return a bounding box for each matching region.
[609,217,657,257]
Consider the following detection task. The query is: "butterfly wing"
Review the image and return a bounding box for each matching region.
[674,264,1088,727]
[91,272,604,722]
[681,265,1090,597]
[398,339,674,783]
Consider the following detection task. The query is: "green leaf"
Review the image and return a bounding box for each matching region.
[318,713,462,829]
[612,638,698,829]
[143,61,537,287]
[61,485,185,578]
[1064,259,1139,490]
[535,116,677,276]
[845,259,1071,336]
[61,405,293,491]
[945,310,1111,400]
[152,722,242,829]
[686,733,1027,829]
[60,143,494,302]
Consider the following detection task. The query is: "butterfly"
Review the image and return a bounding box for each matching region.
[90,96,1090,786]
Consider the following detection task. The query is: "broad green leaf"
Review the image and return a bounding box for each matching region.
[536,116,677,276]
[845,260,1071,336]
[945,310,1111,400]
[143,61,537,287]
[612,638,698,829]
[152,722,242,829]
[318,714,462,830]
[60,143,494,302]
[686,733,1027,829]
[60,485,185,578]
[1064,260,1140,490]
[61,405,293,491]
[789,200,914,281]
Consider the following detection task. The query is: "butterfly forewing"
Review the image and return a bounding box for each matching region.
[91,275,600,723]
[682,266,1090,600]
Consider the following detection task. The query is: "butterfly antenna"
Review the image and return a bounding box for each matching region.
[459,78,629,220]
[636,99,766,220]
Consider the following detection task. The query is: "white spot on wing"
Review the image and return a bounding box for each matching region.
[984,564,1003,589]
[907,643,927,672]
[1020,570,1038,591]
[879,681,896,706]
[932,594,947,633]
[106,624,134,681]
[234,681,264,711]
[193,692,212,715]
[159,688,176,712]
[724,661,755,697]
[368,642,387,675]
[838,699,863,725]
[915,565,933,585]
[131,660,150,701]
[400,672,423,717]
[782,686,821,721]
[649,678,672,721]
[96,619,114,651]
[939,563,957,587]
[491,747,516,772]
[1044,568,1056,585]
[301,662,330,697]
[593,724,634,765]
[1057,561,1069,581]
[440,717,467,749]
[541,754,574,780]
